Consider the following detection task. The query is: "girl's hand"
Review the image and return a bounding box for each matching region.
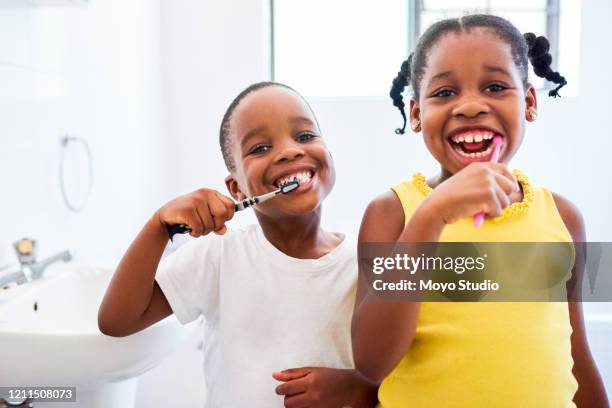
[155,188,236,237]
[422,162,519,225]
[273,367,378,408]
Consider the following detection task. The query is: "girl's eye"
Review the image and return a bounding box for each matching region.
[249,145,271,155]
[486,84,507,93]
[296,132,317,143]
[432,89,455,98]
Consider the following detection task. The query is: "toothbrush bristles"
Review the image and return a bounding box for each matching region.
[279,177,300,194]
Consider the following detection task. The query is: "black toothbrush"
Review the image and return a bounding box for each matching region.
[166,178,300,240]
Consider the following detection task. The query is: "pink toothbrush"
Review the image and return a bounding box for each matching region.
[473,135,503,228]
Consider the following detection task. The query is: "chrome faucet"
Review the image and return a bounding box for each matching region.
[0,239,73,288]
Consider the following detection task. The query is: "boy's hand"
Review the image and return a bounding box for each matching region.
[156,188,236,237]
[273,367,378,408]
[421,162,519,225]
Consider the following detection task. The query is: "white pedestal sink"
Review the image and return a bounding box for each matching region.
[0,264,197,408]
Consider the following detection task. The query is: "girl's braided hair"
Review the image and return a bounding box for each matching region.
[390,14,567,135]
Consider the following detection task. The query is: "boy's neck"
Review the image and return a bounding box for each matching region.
[255,208,341,260]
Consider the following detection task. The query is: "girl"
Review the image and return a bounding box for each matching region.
[99,82,377,407]
[352,14,608,408]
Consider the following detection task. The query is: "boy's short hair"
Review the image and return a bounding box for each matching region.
[218,81,317,172]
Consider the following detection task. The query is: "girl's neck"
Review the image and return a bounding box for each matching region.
[429,167,454,188]
[255,207,341,259]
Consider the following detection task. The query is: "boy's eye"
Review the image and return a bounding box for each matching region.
[432,89,455,98]
[296,132,317,143]
[249,144,271,155]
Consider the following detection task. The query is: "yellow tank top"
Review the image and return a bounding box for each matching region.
[378,170,578,408]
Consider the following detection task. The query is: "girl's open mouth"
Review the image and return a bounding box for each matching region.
[447,129,503,163]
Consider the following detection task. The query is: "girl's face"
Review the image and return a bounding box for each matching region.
[225,86,335,217]
[410,28,537,174]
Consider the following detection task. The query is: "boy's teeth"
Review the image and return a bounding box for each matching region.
[277,170,312,187]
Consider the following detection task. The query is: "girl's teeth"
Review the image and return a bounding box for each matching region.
[474,135,483,142]
[464,135,473,143]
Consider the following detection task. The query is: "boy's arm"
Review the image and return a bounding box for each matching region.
[273,367,378,408]
[552,192,609,407]
[98,214,173,337]
[98,188,236,337]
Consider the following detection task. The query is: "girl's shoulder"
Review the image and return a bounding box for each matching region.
[359,190,406,242]
[549,191,585,242]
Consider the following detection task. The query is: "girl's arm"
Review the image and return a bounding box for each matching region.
[352,163,518,381]
[552,192,610,407]
[351,190,444,381]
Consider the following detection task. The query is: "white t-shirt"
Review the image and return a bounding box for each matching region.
[155,224,357,408]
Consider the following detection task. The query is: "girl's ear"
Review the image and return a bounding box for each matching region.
[409,98,421,132]
[225,174,246,201]
[525,84,538,122]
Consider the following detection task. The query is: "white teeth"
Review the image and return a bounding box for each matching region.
[452,130,496,143]
[276,170,312,187]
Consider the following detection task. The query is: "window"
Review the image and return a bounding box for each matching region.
[272,0,579,97]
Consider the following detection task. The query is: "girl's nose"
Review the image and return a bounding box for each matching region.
[452,99,491,118]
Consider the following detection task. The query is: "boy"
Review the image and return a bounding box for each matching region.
[98,82,378,407]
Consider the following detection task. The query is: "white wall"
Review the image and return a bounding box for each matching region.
[0,0,166,268]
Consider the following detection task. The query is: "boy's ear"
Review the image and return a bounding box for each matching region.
[409,98,421,132]
[225,174,246,201]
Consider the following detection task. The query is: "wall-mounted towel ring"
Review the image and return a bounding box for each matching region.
[59,135,93,213]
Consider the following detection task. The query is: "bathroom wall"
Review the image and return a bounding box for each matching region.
[0,0,166,268]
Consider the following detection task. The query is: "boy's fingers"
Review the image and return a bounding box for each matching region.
[195,206,215,235]
[186,210,204,237]
[273,367,312,381]
[216,193,236,220]
[275,377,309,396]
[213,225,227,235]
[208,198,229,231]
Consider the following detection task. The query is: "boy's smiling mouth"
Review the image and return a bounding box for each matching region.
[446,127,504,163]
[273,168,316,190]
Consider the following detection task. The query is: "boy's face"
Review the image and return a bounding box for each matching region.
[225,86,335,216]
[410,28,537,174]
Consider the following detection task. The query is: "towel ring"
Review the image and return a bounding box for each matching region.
[59,135,93,213]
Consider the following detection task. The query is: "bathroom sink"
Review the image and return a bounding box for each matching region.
[0,264,197,407]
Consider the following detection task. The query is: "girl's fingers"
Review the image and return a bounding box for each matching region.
[489,163,518,189]
[275,377,309,396]
[485,190,503,218]
[494,172,519,196]
[495,185,511,210]
[283,392,310,408]
[273,367,312,382]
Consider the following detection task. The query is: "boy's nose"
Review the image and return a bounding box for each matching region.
[274,145,305,163]
[451,99,491,119]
